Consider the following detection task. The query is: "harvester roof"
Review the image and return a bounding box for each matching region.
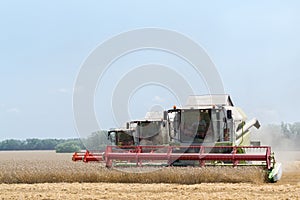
[184,94,234,109]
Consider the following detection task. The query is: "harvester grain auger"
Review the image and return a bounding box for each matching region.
[72,95,282,182]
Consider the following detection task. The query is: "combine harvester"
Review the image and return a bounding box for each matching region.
[73,94,282,182]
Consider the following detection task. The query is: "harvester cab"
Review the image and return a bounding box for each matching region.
[107,111,169,147]
[167,94,260,147]
[107,129,135,147]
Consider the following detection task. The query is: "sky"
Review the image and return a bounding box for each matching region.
[0,1,300,140]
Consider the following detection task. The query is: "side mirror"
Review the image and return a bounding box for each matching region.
[227,110,232,119]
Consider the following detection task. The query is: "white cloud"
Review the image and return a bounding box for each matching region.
[6,107,20,113]
[57,88,69,93]
[152,95,164,103]
[48,88,71,95]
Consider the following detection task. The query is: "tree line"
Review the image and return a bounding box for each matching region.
[0,131,109,153]
[0,138,84,152]
[0,122,299,152]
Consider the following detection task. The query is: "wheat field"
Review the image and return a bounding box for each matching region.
[0,151,299,199]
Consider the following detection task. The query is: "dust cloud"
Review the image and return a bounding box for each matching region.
[251,125,300,173]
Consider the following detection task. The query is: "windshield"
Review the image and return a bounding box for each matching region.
[109,131,134,146]
[178,110,211,143]
[135,121,162,139]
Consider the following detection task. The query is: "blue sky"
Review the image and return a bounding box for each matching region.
[1,1,300,140]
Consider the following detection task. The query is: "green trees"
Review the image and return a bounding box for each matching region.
[55,141,81,153]
[0,131,110,152]
[0,138,84,151]
[83,131,109,151]
[281,122,300,137]
[0,139,24,150]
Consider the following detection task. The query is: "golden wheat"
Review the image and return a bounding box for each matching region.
[0,151,269,184]
[0,151,299,200]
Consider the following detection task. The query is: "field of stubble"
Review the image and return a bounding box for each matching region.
[0,151,299,200]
